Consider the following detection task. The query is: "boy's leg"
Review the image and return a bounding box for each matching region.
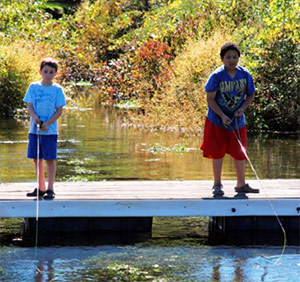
[212,158,223,185]
[233,159,246,188]
[34,159,46,191]
[41,135,57,192]
[46,159,56,191]
[212,158,225,196]
[233,158,259,193]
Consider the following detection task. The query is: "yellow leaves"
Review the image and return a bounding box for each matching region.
[129,30,232,135]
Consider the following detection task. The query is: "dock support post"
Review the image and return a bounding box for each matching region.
[24,217,153,245]
[209,216,300,245]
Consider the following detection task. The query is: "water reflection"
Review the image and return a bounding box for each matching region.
[0,245,299,282]
[35,260,54,282]
[0,106,299,183]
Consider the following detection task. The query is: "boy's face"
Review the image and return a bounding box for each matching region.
[222,50,239,72]
[40,65,57,85]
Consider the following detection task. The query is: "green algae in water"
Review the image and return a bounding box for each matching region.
[0,218,23,234]
[0,218,24,245]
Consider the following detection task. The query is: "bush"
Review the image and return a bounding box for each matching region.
[247,35,300,132]
[1,0,299,134]
[127,31,233,135]
[0,44,40,117]
[0,0,51,43]
[241,0,300,132]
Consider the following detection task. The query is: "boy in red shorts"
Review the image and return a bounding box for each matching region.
[201,42,259,197]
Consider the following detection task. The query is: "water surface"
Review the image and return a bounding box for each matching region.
[0,106,299,182]
[0,106,299,282]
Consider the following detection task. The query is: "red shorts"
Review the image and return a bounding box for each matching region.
[200,118,247,160]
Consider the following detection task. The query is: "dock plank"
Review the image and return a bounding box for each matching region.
[0,179,299,200]
[0,180,299,218]
[0,179,300,201]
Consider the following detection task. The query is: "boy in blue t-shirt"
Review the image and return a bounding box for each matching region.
[24,58,66,199]
[201,42,259,197]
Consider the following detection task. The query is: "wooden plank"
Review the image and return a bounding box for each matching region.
[0,179,299,200]
[0,180,299,218]
[1,199,300,218]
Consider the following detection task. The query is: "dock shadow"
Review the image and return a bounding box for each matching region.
[203,192,248,200]
[23,217,153,246]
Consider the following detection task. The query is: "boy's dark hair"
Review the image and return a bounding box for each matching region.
[40,58,59,72]
[220,43,241,58]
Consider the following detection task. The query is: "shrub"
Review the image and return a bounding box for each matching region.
[241,0,300,132]
[127,31,233,135]
[96,57,139,103]
[247,34,300,132]
[0,0,51,43]
[0,44,41,117]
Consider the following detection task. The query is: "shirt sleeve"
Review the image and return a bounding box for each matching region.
[23,84,34,104]
[246,73,256,95]
[242,67,256,95]
[55,86,66,108]
[205,72,220,93]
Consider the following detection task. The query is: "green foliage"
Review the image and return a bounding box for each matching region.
[0,0,51,42]
[128,31,232,135]
[247,35,300,131]
[0,0,299,133]
[0,45,40,117]
[241,0,300,132]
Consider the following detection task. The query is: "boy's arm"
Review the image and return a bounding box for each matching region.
[234,93,255,117]
[41,106,64,131]
[206,91,232,126]
[27,103,41,126]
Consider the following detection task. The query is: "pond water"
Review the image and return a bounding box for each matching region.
[1,244,300,282]
[0,105,300,281]
[0,105,299,182]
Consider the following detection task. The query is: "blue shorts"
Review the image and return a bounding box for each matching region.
[27,134,58,160]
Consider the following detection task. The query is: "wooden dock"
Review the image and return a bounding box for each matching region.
[1,179,299,218]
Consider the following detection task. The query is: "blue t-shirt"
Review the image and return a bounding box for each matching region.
[205,65,255,130]
[24,82,66,135]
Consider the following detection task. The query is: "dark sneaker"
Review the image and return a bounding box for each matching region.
[44,190,55,200]
[27,188,46,197]
[235,184,259,194]
[212,184,224,197]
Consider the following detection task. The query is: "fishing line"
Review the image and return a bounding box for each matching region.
[34,123,41,261]
[229,118,287,264]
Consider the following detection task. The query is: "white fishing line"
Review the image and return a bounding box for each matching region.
[34,123,41,261]
[36,125,40,221]
[229,118,287,264]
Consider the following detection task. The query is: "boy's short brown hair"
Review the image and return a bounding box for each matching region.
[40,58,59,72]
[220,43,241,59]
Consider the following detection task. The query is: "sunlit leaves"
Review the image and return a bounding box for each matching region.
[1,0,299,133]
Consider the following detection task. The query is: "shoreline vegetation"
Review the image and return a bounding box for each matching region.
[0,0,299,135]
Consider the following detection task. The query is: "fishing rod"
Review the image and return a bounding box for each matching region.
[34,121,41,261]
[228,117,287,264]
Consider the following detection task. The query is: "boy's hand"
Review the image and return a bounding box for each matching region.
[40,121,49,131]
[234,108,244,117]
[221,115,232,127]
[33,116,41,127]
